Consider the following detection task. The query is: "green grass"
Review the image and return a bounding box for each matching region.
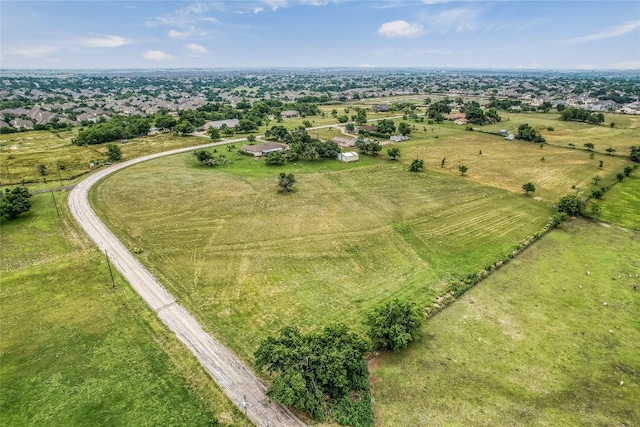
[594,171,640,230]
[371,219,640,426]
[0,130,209,189]
[91,151,553,365]
[0,193,242,426]
[395,126,633,202]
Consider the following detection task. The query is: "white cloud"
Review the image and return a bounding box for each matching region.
[82,35,129,48]
[564,20,640,44]
[142,50,174,60]
[6,45,58,58]
[186,43,207,54]
[150,2,218,28]
[169,29,189,39]
[264,0,289,11]
[378,20,424,38]
[422,0,453,4]
[253,7,265,13]
[426,7,478,33]
[611,60,640,70]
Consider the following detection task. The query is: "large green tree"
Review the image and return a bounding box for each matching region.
[106,144,122,162]
[255,323,371,422]
[0,187,32,220]
[365,299,424,352]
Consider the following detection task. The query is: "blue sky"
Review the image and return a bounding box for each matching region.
[1,0,639,70]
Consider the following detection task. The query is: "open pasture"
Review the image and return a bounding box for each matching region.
[595,172,640,230]
[482,112,640,156]
[91,151,552,363]
[0,130,207,189]
[371,219,640,426]
[397,127,633,202]
[0,193,242,426]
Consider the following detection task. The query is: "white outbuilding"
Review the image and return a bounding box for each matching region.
[337,151,359,163]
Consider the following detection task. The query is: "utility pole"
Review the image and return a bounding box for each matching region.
[50,189,59,216]
[105,250,116,288]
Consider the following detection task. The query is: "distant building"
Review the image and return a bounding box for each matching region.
[206,119,239,129]
[332,137,356,147]
[357,125,377,133]
[505,134,515,141]
[499,129,508,136]
[373,104,390,112]
[281,110,300,118]
[337,151,359,162]
[241,141,287,157]
[390,135,409,142]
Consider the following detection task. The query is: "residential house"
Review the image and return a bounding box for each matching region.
[332,137,356,147]
[390,135,409,142]
[241,142,288,157]
[281,110,300,118]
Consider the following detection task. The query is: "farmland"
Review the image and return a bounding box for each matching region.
[371,219,640,426]
[91,141,553,363]
[0,193,243,426]
[2,88,639,425]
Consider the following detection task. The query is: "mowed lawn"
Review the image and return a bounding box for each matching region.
[0,193,242,426]
[371,219,640,426]
[91,152,552,363]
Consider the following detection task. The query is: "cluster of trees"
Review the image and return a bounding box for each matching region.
[285,127,340,161]
[560,107,605,124]
[255,323,371,423]
[515,123,545,143]
[426,99,452,122]
[73,116,150,145]
[0,187,31,220]
[355,139,382,156]
[255,298,423,424]
[461,101,501,125]
[192,149,227,167]
[630,146,640,162]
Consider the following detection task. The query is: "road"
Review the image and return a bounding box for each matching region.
[68,138,308,427]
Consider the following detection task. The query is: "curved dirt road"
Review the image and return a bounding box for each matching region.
[68,139,307,427]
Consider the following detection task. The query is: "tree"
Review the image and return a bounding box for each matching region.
[458,164,468,176]
[557,194,586,216]
[36,164,47,176]
[254,323,371,422]
[175,120,195,136]
[387,147,401,160]
[0,186,32,220]
[355,108,367,125]
[441,157,446,168]
[605,147,616,155]
[624,165,633,176]
[365,298,424,352]
[106,144,122,162]
[155,114,177,131]
[376,119,396,135]
[345,122,355,133]
[583,142,595,151]
[409,158,424,172]
[397,122,411,136]
[247,134,257,143]
[208,127,220,140]
[617,173,624,182]
[630,146,640,162]
[266,151,285,165]
[516,123,545,143]
[522,182,536,195]
[278,172,296,192]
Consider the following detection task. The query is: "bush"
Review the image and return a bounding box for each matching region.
[0,186,32,220]
[557,194,586,216]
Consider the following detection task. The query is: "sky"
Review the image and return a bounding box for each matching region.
[1,0,639,70]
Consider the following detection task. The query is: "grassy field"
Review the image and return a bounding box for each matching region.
[91,151,553,364]
[594,171,640,230]
[371,219,640,426]
[0,193,242,426]
[0,130,210,189]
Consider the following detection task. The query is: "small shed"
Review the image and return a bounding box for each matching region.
[338,152,359,163]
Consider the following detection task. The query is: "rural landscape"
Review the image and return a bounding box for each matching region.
[1,67,639,426]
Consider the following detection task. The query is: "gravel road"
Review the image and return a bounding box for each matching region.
[68,139,308,427]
